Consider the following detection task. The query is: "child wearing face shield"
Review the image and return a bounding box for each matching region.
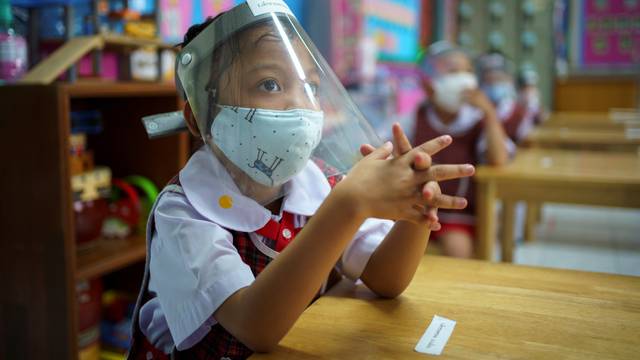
[127,3,475,359]
[413,41,513,259]
[477,52,543,143]
[517,63,546,129]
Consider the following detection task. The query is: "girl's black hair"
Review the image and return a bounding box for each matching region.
[179,13,224,48]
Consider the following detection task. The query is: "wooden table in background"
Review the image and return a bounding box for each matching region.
[474,149,640,262]
[523,127,640,152]
[542,111,623,129]
[251,256,640,360]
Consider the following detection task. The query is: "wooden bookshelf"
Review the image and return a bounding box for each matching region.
[76,236,147,281]
[0,81,189,360]
[63,80,178,98]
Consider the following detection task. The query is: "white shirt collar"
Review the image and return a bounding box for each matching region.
[496,98,516,121]
[179,147,331,232]
[427,103,484,136]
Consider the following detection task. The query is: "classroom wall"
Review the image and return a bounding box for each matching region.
[554,76,639,111]
[454,0,556,109]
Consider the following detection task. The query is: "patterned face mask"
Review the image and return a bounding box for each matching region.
[211,105,324,186]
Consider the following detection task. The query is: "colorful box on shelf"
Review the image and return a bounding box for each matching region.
[70,150,94,176]
[72,166,111,202]
[100,290,136,353]
[77,277,102,360]
[72,167,111,248]
[70,133,87,153]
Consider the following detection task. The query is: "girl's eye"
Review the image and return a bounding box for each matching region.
[259,79,282,93]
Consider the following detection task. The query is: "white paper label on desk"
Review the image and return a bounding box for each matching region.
[414,315,456,355]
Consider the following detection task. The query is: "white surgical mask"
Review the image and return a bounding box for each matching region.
[211,105,324,187]
[432,72,478,113]
[482,82,517,104]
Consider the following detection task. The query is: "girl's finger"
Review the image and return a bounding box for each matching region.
[419,164,475,183]
[364,141,393,160]
[426,206,439,223]
[429,193,468,210]
[392,123,413,156]
[409,203,440,229]
[415,135,453,157]
[405,204,431,226]
[415,207,440,229]
[413,152,432,171]
[421,180,438,201]
[359,143,376,156]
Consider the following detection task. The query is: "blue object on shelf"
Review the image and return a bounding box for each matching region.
[11,1,95,38]
[71,110,103,134]
[125,0,154,16]
[38,1,93,37]
[10,0,91,7]
[100,318,133,351]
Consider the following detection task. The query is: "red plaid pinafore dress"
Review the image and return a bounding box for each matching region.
[127,175,341,360]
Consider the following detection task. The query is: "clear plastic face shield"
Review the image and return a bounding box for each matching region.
[176,1,381,204]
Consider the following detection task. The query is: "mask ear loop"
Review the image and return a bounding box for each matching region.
[204,39,234,138]
[204,85,218,138]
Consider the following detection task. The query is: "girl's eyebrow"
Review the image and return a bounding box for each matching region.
[246,62,287,76]
[253,32,281,46]
[248,62,319,78]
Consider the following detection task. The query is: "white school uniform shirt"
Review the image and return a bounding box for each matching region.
[139,146,393,353]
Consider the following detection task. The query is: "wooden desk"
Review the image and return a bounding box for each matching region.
[524,127,640,152]
[474,149,640,262]
[543,112,625,129]
[251,256,640,359]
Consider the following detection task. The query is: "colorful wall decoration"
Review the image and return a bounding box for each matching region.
[330,0,363,85]
[159,0,193,44]
[362,0,421,63]
[202,0,237,19]
[576,0,640,69]
[159,0,306,44]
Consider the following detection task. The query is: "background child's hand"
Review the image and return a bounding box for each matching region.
[462,88,495,115]
[359,123,474,229]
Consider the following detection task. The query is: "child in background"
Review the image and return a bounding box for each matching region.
[127,3,474,359]
[414,41,513,258]
[477,52,544,143]
[517,63,546,126]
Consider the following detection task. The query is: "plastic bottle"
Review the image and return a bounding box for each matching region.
[0,0,27,83]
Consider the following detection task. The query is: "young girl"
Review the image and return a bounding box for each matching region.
[414,41,513,259]
[477,52,543,143]
[128,3,474,359]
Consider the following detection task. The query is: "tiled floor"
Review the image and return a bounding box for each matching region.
[511,204,640,276]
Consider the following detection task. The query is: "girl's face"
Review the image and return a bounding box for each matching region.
[433,52,473,75]
[423,51,474,101]
[216,25,322,112]
[482,69,512,86]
